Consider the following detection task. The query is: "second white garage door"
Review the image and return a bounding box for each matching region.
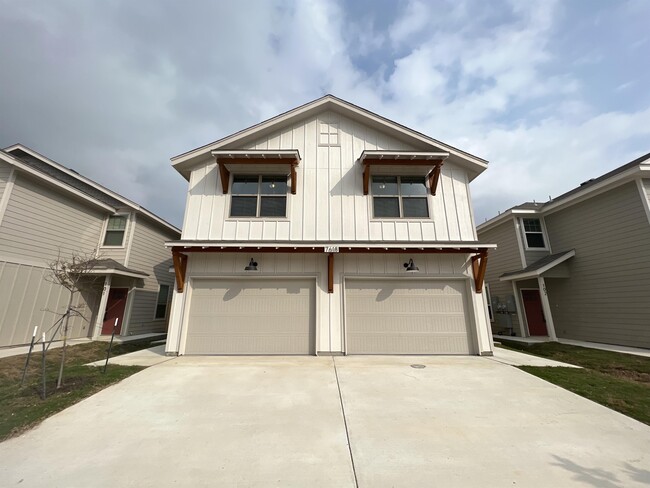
[345,279,474,355]
[184,279,315,355]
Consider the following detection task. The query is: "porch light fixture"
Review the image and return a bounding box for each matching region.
[403,258,419,273]
[244,258,258,271]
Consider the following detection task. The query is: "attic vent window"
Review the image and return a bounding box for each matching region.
[319,122,339,146]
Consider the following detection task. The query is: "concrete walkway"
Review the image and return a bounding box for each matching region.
[85,345,173,367]
[490,346,581,367]
[1,356,649,487]
[494,335,650,358]
[0,338,91,359]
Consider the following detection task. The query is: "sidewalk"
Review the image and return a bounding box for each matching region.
[489,346,581,368]
[85,345,173,367]
[494,335,650,358]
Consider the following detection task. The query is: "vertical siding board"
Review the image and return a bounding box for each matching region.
[197,164,217,240]
[440,169,460,240]
[452,169,474,240]
[291,124,305,240]
[302,118,318,240]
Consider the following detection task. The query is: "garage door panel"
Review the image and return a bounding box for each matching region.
[185,279,315,355]
[345,280,473,355]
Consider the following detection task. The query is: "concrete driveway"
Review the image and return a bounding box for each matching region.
[1,356,649,487]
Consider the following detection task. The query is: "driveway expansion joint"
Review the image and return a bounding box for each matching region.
[332,357,359,488]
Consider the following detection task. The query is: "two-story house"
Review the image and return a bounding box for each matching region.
[477,152,650,349]
[0,144,181,348]
[164,95,495,356]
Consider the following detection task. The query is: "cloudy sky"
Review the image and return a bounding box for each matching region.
[1,0,649,228]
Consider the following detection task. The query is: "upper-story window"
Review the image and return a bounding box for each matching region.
[230,175,287,218]
[319,122,339,146]
[522,218,547,249]
[102,215,128,246]
[372,176,429,218]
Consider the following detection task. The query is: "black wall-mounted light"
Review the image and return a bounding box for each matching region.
[244,258,258,271]
[403,258,419,273]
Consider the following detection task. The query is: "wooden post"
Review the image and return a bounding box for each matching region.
[362,163,370,195]
[429,162,443,196]
[218,162,230,194]
[172,251,188,293]
[291,164,297,195]
[471,252,488,293]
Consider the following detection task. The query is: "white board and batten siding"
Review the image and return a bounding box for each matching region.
[181,111,477,243]
[124,217,177,336]
[0,172,107,346]
[166,252,493,355]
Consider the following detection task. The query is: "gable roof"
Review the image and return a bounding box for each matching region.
[170,94,488,180]
[477,151,650,233]
[1,144,180,235]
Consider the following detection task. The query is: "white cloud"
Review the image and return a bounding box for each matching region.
[0,0,649,227]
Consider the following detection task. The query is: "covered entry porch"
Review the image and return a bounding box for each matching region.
[499,250,575,340]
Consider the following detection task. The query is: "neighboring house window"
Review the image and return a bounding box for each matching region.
[155,284,170,319]
[522,218,546,248]
[103,215,128,246]
[319,122,339,146]
[372,176,429,218]
[485,284,494,322]
[230,175,287,218]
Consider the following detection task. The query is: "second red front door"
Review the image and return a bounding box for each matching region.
[102,288,128,335]
[521,289,547,336]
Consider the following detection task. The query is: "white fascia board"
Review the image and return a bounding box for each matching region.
[0,151,116,212]
[171,95,488,173]
[476,209,541,234]
[165,240,498,250]
[3,144,180,235]
[86,269,149,279]
[499,249,576,282]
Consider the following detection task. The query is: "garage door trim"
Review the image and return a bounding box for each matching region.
[180,276,319,355]
[341,276,477,355]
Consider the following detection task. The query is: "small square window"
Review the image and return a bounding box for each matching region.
[318,122,339,146]
[103,215,127,246]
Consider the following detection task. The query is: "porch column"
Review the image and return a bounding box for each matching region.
[92,275,112,338]
[537,276,558,341]
[511,282,528,337]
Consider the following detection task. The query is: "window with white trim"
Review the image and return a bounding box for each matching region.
[485,284,494,322]
[154,284,170,319]
[522,218,546,248]
[230,175,287,217]
[318,122,339,146]
[372,176,429,218]
[103,215,127,246]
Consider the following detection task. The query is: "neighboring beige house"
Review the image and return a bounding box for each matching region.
[0,144,181,347]
[165,95,495,356]
[477,152,650,349]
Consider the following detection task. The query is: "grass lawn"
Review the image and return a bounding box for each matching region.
[0,339,158,441]
[499,340,650,426]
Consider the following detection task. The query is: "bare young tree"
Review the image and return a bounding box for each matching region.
[45,250,102,389]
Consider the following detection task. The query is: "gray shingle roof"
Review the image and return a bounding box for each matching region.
[90,258,148,277]
[500,250,575,279]
[7,148,124,208]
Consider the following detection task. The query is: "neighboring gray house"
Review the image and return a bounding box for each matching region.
[477,152,650,349]
[0,144,181,347]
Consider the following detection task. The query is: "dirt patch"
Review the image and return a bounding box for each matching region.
[603,367,650,384]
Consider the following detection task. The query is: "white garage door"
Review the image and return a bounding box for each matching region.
[184,279,315,355]
[345,280,474,355]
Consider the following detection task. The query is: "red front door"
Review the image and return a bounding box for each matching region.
[521,289,547,336]
[102,288,128,335]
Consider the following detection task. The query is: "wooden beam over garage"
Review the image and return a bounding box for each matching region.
[471,251,488,293]
[172,251,188,293]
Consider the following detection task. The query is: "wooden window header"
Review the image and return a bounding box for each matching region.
[359,152,447,197]
[212,151,300,195]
